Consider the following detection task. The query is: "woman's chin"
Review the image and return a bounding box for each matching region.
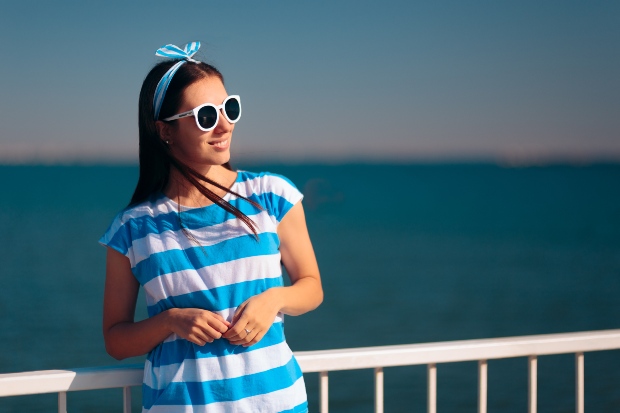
[207,140,232,164]
[213,149,232,165]
[173,148,232,167]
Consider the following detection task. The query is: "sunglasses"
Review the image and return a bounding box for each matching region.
[162,95,241,132]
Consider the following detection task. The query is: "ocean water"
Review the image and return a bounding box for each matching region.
[0,163,619,412]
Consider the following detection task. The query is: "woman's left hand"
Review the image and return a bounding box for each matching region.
[223,289,282,347]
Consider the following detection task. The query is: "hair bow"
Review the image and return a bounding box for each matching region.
[155,42,201,63]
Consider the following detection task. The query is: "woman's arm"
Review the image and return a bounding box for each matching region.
[102,248,230,360]
[224,201,323,346]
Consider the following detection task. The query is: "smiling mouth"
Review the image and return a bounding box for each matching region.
[209,139,229,149]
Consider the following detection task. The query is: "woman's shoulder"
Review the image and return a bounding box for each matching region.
[236,170,301,194]
[99,192,173,255]
[101,192,170,236]
[235,170,303,223]
[114,192,169,224]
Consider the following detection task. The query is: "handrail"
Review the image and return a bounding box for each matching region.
[0,364,143,397]
[294,328,620,372]
[2,329,620,413]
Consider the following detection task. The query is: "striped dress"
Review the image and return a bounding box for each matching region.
[99,171,308,413]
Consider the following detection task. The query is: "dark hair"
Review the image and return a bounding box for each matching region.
[130,60,261,235]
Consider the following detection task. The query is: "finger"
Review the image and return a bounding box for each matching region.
[223,315,251,339]
[194,314,228,337]
[225,323,253,341]
[208,318,231,334]
[188,334,208,346]
[194,311,229,333]
[246,330,268,347]
[189,337,205,346]
[201,324,227,340]
[224,327,247,341]
[241,328,261,347]
[231,302,248,325]
[187,325,211,342]
[230,328,260,346]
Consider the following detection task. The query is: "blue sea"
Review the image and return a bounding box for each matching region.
[0,163,619,412]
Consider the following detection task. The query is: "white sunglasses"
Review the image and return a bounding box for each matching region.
[162,95,241,132]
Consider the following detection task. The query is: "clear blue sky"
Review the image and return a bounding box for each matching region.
[0,1,618,163]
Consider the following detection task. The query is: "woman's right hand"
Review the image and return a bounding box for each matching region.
[166,308,231,346]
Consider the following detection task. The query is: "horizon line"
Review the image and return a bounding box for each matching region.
[2,154,620,168]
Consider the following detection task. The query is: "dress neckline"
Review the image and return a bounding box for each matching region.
[159,171,240,211]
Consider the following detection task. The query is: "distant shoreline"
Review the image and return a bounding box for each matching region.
[1,158,620,168]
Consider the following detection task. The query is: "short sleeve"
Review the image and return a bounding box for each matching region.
[261,173,304,223]
[98,211,132,257]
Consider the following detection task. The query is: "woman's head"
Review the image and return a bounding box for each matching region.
[132,59,232,204]
[157,76,238,168]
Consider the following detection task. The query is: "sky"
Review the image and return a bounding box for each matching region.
[0,0,618,164]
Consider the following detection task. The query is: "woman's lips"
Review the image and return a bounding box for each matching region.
[209,139,229,150]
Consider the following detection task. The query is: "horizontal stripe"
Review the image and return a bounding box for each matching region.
[113,199,262,257]
[100,171,302,256]
[117,191,293,248]
[147,276,284,316]
[133,232,280,285]
[143,254,282,306]
[144,341,294,388]
[144,375,307,413]
[148,322,285,367]
[130,209,276,266]
[143,356,303,408]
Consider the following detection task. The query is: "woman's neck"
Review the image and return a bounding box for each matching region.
[164,164,235,208]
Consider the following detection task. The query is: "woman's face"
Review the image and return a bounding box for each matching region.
[162,76,235,168]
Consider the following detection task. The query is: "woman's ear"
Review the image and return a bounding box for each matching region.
[155,120,173,144]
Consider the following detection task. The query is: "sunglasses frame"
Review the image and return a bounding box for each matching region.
[162,95,241,132]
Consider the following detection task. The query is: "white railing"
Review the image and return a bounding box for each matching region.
[2,329,620,413]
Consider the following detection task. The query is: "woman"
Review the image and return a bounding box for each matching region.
[100,42,323,413]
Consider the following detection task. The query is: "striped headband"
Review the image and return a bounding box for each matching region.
[153,41,201,120]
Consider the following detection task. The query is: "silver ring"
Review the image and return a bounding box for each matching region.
[244,328,251,334]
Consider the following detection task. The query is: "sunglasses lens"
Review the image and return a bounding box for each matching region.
[196,106,218,130]
[224,97,241,122]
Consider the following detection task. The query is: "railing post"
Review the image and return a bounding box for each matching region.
[478,360,487,413]
[123,386,132,413]
[428,363,437,413]
[575,353,584,413]
[528,356,537,413]
[58,392,67,413]
[374,367,384,413]
[319,371,329,413]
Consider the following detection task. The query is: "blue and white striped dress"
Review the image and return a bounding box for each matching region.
[99,171,308,413]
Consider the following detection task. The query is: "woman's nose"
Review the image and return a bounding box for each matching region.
[213,109,233,133]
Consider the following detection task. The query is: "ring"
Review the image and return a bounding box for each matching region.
[244,328,252,334]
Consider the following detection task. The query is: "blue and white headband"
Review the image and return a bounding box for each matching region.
[153,41,201,120]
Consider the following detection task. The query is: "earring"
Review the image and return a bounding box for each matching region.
[165,140,171,144]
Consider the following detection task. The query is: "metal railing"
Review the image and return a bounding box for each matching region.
[2,329,620,413]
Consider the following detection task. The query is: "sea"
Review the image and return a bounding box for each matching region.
[0,162,619,412]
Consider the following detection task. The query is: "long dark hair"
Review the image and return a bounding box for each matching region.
[131,60,261,235]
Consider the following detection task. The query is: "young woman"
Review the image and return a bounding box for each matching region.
[100,42,323,413]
